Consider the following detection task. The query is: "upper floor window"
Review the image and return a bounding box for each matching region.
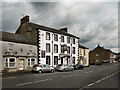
[29,46,32,52]
[41,51,45,58]
[61,36,64,42]
[80,49,82,55]
[8,44,13,51]
[54,34,58,41]
[5,58,16,67]
[67,37,70,43]
[46,43,50,53]
[46,32,50,40]
[54,44,58,53]
[84,49,86,56]
[61,45,64,53]
[73,38,75,44]
[73,47,75,54]
[67,46,70,54]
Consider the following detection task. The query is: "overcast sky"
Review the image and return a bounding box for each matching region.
[1,0,119,53]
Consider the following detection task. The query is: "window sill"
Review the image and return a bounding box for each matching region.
[27,66,32,68]
[4,67,17,69]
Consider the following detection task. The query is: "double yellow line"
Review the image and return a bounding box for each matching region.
[0,77,16,79]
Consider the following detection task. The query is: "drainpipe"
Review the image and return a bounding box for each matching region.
[52,33,53,67]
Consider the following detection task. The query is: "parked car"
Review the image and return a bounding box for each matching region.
[55,64,74,71]
[73,64,83,70]
[32,64,54,74]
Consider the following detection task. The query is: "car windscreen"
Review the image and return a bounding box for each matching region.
[33,64,39,67]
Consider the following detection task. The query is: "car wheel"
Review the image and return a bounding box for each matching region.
[38,70,42,74]
[51,69,54,73]
[63,69,66,72]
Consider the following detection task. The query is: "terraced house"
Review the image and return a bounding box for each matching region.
[1,31,37,72]
[78,45,89,66]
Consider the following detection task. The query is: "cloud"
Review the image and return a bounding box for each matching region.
[2,2,118,52]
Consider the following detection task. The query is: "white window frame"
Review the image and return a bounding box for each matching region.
[27,58,36,66]
[5,57,16,67]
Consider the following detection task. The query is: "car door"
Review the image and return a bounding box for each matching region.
[42,65,47,72]
[46,65,51,72]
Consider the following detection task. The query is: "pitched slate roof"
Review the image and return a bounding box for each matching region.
[79,44,89,49]
[0,31,37,45]
[16,22,80,39]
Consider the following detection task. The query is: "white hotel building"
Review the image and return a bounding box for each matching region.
[37,28,79,67]
[15,15,80,67]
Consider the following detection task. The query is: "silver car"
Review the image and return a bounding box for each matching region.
[55,64,74,71]
[32,64,54,73]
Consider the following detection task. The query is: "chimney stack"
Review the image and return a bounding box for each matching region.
[59,27,67,32]
[20,15,29,25]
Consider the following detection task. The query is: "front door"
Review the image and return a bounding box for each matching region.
[19,60,24,70]
[61,57,63,65]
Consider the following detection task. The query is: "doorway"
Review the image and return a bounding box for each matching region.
[19,60,24,70]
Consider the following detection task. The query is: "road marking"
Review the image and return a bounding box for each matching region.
[16,78,52,86]
[96,80,101,83]
[0,77,16,79]
[17,82,32,86]
[79,71,120,90]
[85,71,94,73]
[88,83,94,87]
[62,74,78,78]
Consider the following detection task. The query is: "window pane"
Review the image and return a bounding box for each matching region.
[9,63,15,67]
[46,56,50,65]
[46,44,50,53]
[54,56,58,65]
[9,58,15,62]
[46,32,50,40]
[31,59,35,66]
[6,63,8,67]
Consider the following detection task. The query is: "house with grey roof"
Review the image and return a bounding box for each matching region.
[1,31,37,72]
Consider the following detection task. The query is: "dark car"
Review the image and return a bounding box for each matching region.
[73,64,83,70]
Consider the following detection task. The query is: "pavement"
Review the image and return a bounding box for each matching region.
[1,62,120,90]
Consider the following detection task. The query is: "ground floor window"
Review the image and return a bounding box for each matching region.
[54,56,58,65]
[73,57,75,64]
[27,58,36,66]
[83,58,87,65]
[5,57,16,67]
[46,56,50,65]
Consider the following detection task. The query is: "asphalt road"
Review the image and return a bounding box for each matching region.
[1,62,120,90]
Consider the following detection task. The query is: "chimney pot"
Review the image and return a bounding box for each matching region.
[59,27,67,32]
[21,15,29,25]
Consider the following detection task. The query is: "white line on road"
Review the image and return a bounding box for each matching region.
[16,78,52,86]
[85,71,94,73]
[88,83,94,87]
[62,74,78,78]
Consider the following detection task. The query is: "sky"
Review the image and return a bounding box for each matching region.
[1,0,119,53]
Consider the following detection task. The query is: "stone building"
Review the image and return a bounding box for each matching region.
[1,31,37,72]
[89,44,116,65]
